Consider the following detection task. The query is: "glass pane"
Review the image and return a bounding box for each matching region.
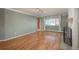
[45,18,56,26]
[55,18,59,26]
[45,17,59,26]
[49,19,55,26]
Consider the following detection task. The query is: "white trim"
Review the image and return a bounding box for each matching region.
[44,16,46,31]
[5,8,37,17]
[40,17,41,31]
[59,16,61,31]
[0,31,36,41]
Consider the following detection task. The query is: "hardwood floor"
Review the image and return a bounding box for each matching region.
[0,31,62,50]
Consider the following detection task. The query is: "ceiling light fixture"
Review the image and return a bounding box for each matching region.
[35,8,44,13]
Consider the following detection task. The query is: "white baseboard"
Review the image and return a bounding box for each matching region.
[0,31,36,41]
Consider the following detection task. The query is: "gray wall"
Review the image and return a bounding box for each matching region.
[68,9,79,49]
[0,9,37,40]
[61,15,68,31]
[77,9,79,49]
[0,9,5,39]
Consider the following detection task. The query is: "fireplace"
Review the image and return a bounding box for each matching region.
[63,26,72,46]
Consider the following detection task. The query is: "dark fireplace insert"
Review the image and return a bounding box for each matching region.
[63,26,72,46]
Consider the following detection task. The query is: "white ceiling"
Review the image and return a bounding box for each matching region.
[9,8,68,16]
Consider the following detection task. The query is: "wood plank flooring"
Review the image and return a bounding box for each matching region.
[0,31,62,50]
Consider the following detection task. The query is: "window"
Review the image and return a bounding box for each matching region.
[45,18,59,26]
